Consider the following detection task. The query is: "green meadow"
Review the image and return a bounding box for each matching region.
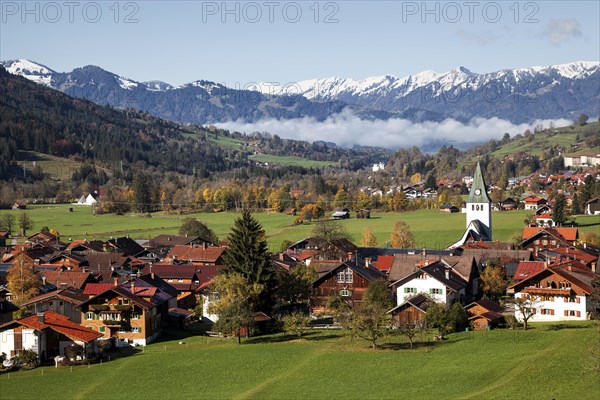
[0,322,597,399]
[1,205,598,250]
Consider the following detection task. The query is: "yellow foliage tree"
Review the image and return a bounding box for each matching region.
[360,226,378,247]
[389,220,415,248]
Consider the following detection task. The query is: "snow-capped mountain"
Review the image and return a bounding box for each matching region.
[1,59,598,125]
[252,61,600,121]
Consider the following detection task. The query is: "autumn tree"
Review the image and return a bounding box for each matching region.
[18,213,33,236]
[7,254,42,308]
[388,191,409,212]
[333,188,352,209]
[179,217,218,244]
[300,203,323,222]
[349,280,393,350]
[389,220,415,248]
[276,264,316,305]
[426,302,468,338]
[208,273,264,344]
[580,231,600,247]
[355,191,373,210]
[0,214,16,235]
[360,226,378,247]
[480,266,508,301]
[311,220,352,259]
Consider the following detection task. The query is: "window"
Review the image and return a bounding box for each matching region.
[118,299,123,305]
[339,289,351,297]
[132,312,140,320]
[124,299,129,305]
[99,326,105,333]
[49,301,53,306]
[565,297,579,303]
[131,327,141,333]
[336,267,353,284]
[178,279,184,283]
[471,205,475,211]
[429,288,443,295]
[404,287,417,294]
[564,310,580,317]
[540,309,554,315]
[540,295,554,302]
[87,326,93,330]
[86,312,94,320]
[59,301,63,306]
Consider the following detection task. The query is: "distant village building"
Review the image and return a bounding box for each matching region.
[12,202,26,210]
[563,154,600,167]
[372,162,385,172]
[585,196,600,215]
[76,193,99,206]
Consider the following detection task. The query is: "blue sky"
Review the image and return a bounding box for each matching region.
[2,0,599,85]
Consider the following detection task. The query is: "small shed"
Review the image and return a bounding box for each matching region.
[356,209,371,219]
[12,202,26,210]
[439,205,459,213]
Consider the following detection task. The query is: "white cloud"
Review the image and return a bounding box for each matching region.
[214,109,571,150]
[542,19,582,46]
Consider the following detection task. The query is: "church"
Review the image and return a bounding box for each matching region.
[450,162,492,248]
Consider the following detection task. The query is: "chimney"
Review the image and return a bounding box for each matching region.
[113,277,118,287]
[544,261,548,269]
[592,263,596,273]
[445,268,450,280]
[365,258,370,268]
[131,280,135,294]
[279,253,284,261]
[34,259,40,266]
[37,312,45,323]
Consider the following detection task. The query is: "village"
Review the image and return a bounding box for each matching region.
[0,161,598,369]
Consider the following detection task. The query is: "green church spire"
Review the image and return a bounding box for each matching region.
[467,161,491,203]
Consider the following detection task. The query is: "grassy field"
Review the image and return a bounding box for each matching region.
[0,322,597,399]
[1,205,599,251]
[249,153,337,168]
[16,151,85,181]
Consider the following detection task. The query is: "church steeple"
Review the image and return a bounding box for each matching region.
[468,161,491,204]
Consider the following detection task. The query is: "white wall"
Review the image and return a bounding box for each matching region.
[22,329,38,354]
[0,329,15,359]
[396,275,446,305]
[513,292,588,322]
[466,202,492,239]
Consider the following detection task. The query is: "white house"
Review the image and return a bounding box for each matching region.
[508,263,596,322]
[0,311,101,361]
[372,162,385,172]
[389,260,467,307]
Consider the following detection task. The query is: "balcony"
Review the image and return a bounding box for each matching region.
[523,287,572,296]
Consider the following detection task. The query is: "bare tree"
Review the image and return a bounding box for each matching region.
[0,214,16,236]
[513,296,539,330]
[396,321,426,349]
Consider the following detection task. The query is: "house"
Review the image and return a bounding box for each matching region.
[12,202,27,210]
[27,231,60,245]
[389,260,468,307]
[439,205,459,213]
[387,293,431,326]
[164,245,226,266]
[311,260,387,313]
[520,227,579,252]
[500,197,518,211]
[148,234,214,249]
[284,208,297,216]
[105,236,145,256]
[331,209,350,220]
[563,154,600,167]
[356,209,371,219]
[289,189,305,199]
[585,196,600,215]
[0,311,102,361]
[39,270,97,291]
[534,212,555,227]
[0,286,18,324]
[0,231,9,248]
[21,288,89,323]
[286,237,358,262]
[149,264,201,308]
[512,261,548,282]
[464,299,504,330]
[508,262,597,322]
[523,196,547,210]
[78,277,176,347]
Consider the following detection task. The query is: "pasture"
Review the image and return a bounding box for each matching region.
[0,322,597,399]
[1,205,598,251]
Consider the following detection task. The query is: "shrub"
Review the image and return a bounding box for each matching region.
[282,312,312,338]
[65,344,84,361]
[14,349,39,369]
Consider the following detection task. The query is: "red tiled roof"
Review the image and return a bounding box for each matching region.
[83,283,117,295]
[10,311,102,342]
[466,299,504,313]
[375,255,394,272]
[21,288,88,306]
[166,245,226,263]
[469,310,503,321]
[513,261,547,281]
[41,270,94,289]
[150,264,200,279]
[523,196,545,203]
[522,227,578,241]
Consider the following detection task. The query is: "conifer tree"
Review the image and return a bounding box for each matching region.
[223,211,273,309]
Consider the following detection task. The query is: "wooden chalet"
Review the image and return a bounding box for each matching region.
[147,234,215,249]
[78,276,176,347]
[499,197,518,211]
[439,205,459,213]
[164,245,226,266]
[585,196,600,215]
[520,227,579,252]
[464,299,504,330]
[508,261,597,322]
[21,288,89,323]
[149,264,201,308]
[286,237,358,262]
[387,293,431,326]
[523,196,547,210]
[12,202,26,210]
[311,260,387,313]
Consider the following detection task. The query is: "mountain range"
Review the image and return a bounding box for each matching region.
[2,59,599,126]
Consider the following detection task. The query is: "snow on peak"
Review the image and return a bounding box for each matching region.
[117,76,138,90]
[2,59,54,86]
[143,80,174,92]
